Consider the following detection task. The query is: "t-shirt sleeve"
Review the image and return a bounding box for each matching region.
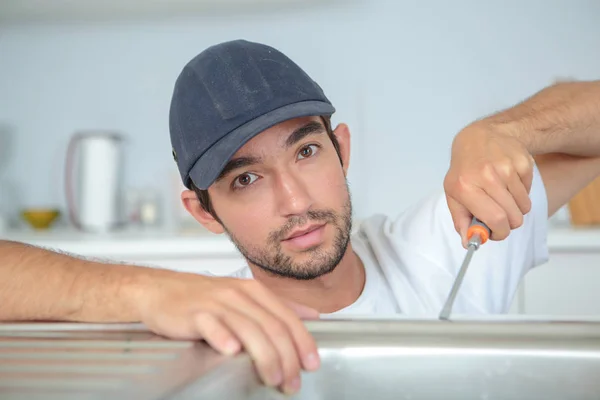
[387,163,549,314]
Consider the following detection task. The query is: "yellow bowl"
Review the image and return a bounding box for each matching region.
[21,209,61,230]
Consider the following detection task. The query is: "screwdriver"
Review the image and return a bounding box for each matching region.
[439,216,491,320]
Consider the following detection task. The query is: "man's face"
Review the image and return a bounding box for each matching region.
[200,117,352,280]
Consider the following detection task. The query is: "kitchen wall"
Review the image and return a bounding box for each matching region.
[1,0,599,228]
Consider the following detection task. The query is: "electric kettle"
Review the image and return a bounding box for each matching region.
[65,132,124,232]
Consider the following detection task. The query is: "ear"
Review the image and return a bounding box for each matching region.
[181,190,225,234]
[332,122,351,176]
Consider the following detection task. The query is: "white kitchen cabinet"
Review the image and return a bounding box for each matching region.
[523,252,600,316]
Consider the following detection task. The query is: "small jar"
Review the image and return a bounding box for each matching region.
[139,190,161,228]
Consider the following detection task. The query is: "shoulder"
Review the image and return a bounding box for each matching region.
[354,189,453,257]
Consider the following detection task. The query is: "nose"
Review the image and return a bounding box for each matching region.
[274,170,313,218]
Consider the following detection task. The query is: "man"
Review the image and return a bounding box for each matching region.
[1,40,599,395]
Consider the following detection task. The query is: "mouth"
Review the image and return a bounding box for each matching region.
[281,223,327,251]
[283,223,325,241]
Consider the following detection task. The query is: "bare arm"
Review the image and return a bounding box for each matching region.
[533,154,600,217]
[487,80,600,157]
[445,80,600,242]
[0,239,319,394]
[0,240,140,322]
[489,80,600,216]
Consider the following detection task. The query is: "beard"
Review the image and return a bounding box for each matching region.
[223,186,353,280]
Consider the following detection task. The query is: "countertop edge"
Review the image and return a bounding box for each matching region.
[1,225,599,258]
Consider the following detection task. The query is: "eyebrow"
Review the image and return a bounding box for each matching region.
[215,121,326,183]
[215,156,262,182]
[284,121,325,149]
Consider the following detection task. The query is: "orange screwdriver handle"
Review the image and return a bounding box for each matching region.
[467,217,491,245]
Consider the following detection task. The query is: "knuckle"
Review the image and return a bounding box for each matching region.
[480,161,493,172]
[267,319,289,340]
[194,313,226,341]
[443,175,457,195]
[443,173,458,190]
[445,172,476,197]
[195,311,221,329]
[218,287,243,302]
[481,163,496,180]
[520,155,534,172]
[490,212,507,228]
[443,177,452,193]
[193,311,212,325]
[497,160,515,180]
[509,213,524,229]
[455,174,471,193]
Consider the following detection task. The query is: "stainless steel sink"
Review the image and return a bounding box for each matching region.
[1,319,600,399]
[190,318,600,400]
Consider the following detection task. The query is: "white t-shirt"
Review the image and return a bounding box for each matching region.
[225,166,549,317]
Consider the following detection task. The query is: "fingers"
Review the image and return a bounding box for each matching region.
[194,312,241,355]
[494,155,533,215]
[514,153,535,194]
[218,305,287,389]
[223,289,303,394]
[241,281,320,373]
[446,154,534,244]
[446,196,471,248]
[479,164,524,231]
[502,162,532,216]
[447,187,510,244]
[142,276,318,395]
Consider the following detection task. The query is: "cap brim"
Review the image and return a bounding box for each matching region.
[187,100,335,190]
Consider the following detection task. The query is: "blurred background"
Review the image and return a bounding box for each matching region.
[1,0,600,316]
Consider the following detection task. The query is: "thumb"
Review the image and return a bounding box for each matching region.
[446,196,471,249]
[283,299,320,320]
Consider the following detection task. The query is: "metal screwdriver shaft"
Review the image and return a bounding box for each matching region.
[439,217,491,321]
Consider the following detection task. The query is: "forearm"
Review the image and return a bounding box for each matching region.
[483,80,600,156]
[0,240,144,322]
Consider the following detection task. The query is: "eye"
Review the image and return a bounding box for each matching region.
[232,172,259,189]
[297,144,320,160]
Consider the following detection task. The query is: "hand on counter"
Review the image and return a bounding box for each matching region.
[0,239,319,396]
[134,272,321,394]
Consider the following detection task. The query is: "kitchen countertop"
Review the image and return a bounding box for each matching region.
[4,319,600,399]
[1,223,599,258]
[0,226,240,258]
[547,224,600,251]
